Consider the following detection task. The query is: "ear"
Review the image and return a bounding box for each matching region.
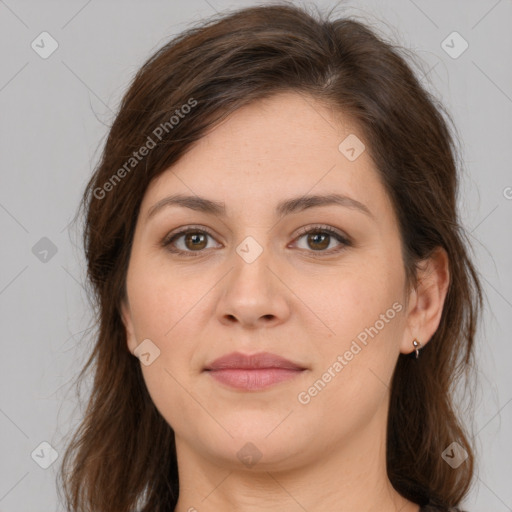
[400,246,450,355]
[120,298,138,354]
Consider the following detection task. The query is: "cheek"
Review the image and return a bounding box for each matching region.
[307,258,405,392]
[317,262,403,339]
[125,261,201,420]
[127,265,201,430]
[126,254,195,339]
[299,286,404,431]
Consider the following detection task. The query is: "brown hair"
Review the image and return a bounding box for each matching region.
[59,2,483,511]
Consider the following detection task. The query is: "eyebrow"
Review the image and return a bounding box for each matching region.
[146,192,374,221]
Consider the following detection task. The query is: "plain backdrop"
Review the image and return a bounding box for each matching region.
[0,0,511,510]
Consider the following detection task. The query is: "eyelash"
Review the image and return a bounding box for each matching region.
[161,224,351,258]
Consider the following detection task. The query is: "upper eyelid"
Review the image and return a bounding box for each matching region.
[164,224,218,242]
[164,223,347,239]
[294,224,346,238]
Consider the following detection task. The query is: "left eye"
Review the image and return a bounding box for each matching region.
[162,225,350,256]
[292,226,350,253]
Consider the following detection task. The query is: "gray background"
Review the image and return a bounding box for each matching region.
[0,0,511,510]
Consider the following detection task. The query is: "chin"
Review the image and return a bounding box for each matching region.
[192,422,309,470]
[208,438,307,472]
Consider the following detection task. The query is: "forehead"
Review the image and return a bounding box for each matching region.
[140,91,390,220]
[195,91,356,161]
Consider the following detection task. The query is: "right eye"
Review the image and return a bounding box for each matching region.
[161,226,222,257]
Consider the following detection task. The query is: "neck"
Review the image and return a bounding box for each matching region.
[173,403,420,512]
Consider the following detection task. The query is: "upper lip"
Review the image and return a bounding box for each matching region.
[204,351,306,371]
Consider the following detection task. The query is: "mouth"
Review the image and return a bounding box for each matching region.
[203,352,307,391]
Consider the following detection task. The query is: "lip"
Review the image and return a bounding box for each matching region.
[204,352,307,391]
[204,351,306,371]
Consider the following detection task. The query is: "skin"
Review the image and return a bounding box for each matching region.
[121,91,450,512]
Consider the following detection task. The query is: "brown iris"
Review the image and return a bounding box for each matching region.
[184,232,208,251]
[306,232,330,251]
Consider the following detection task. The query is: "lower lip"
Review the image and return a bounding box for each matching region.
[206,368,304,391]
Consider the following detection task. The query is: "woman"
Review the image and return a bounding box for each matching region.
[59,3,483,511]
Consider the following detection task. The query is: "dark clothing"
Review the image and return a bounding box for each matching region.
[420,505,465,512]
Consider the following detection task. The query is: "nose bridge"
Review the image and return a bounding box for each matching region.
[230,232,275,297]
[216,230,290,327]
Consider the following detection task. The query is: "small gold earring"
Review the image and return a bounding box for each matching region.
[412,339,422,359]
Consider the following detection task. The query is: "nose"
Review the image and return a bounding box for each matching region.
[215,243,291,330]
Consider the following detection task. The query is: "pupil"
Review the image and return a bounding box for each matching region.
[187,233,206,249]
[309,233,329,250]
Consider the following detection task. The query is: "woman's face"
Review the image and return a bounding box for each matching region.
[121,91,418,470]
